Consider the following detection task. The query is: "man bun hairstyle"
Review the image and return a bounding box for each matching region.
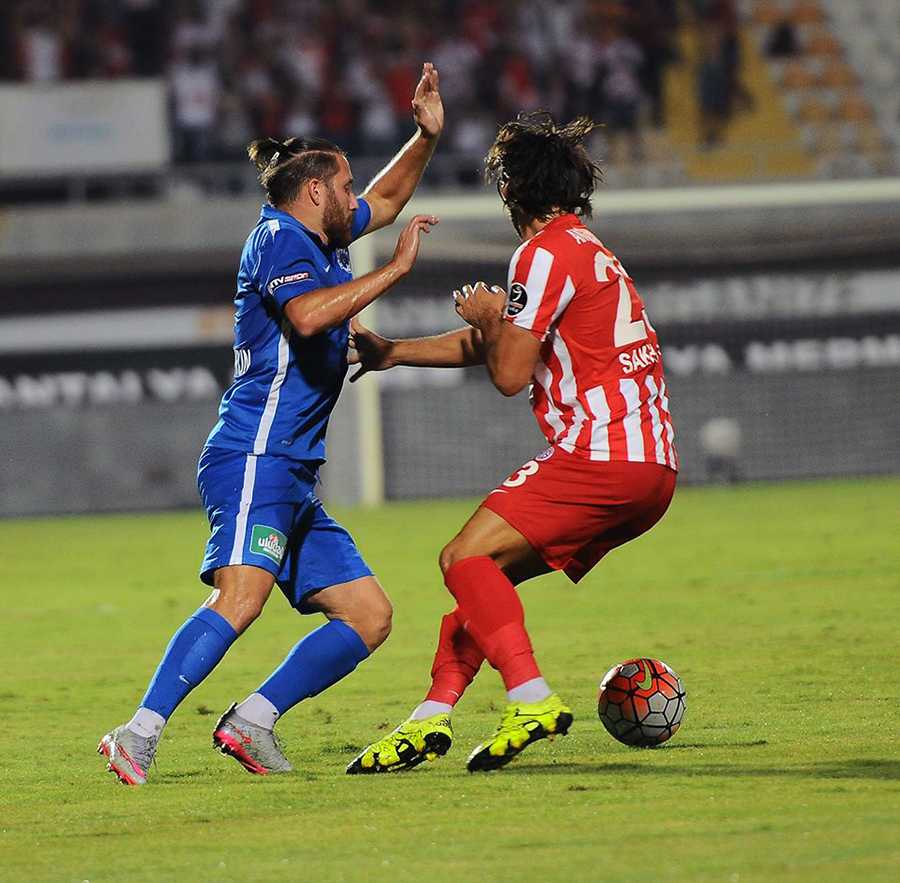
[247,136,345,207]
[485,112,602,220]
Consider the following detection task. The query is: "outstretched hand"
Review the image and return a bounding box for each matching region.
[412,62,443,139]
[392,213,439,275]
[453,282,507,331]
[348,317,395,383]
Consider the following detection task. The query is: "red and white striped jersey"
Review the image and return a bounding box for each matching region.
[504,213,677,469]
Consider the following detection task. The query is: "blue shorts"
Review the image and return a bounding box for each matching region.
[197,446,373,612]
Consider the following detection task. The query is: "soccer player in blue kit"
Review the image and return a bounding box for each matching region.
[98,64,443,785]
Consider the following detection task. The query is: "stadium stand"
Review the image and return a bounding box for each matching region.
[746,0,898,180]
[2,0,898,202]
[663,8,815,183]
[821,1,900,161]
[1,2,898,515]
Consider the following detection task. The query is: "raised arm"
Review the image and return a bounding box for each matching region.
[348,322,485,382]
[361,63,443,233]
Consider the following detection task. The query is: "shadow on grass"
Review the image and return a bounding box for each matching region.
[508,758,900,780]
[663,740,769,749]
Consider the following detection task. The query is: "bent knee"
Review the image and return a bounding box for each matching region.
[440,538,474,575]
[207,568,274,633]
[352,593,393,651]
[440,540,497,576]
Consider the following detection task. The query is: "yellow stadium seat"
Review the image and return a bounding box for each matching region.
[821,61,858,89]
[807,33,842,56]
[790,1,826,26]
[782,61,816,89]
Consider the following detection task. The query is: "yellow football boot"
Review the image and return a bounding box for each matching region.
[346,714,453,774]
[467,693,573,772]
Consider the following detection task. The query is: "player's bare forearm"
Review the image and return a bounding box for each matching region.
[285,261,408,337]
[348,322,481,383]
[479,318,539,397]
[391,327,485,368]
[452,282,540,396]
[363,132,438,229]
[286,213,437,337]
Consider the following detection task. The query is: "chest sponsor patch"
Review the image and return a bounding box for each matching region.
[267,272,311,296]
[506,283,528,317]
[250,524,288,563]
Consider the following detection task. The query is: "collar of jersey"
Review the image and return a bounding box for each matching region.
[260,203,331,255]
[541,213,581,232]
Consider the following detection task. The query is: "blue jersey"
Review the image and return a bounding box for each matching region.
[205,198,372,461]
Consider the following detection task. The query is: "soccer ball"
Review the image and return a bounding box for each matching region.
[597,658,686,747]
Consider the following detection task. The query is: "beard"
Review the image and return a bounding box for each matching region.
[322,185,354,248]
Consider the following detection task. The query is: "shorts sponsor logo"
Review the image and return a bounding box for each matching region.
[250,524,287,563]
[506,283,528,317]
[267,272,311,296]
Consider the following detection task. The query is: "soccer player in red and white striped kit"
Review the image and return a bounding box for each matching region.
[347,113,677,773]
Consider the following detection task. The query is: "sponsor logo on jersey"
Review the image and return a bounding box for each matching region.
[267,272,311,296]
[233,348,251,378]
[336,248,351,272]
[506,283,528,317]
[250,525,287,563]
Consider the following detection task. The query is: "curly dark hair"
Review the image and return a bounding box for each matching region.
[485,112,602,224]
[247,136,345,207]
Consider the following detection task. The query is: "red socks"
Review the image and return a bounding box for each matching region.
[442,556,542,691]
[425,609,485,705]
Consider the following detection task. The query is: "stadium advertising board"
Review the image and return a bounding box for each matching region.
[377,264,900,494]
[0,263,896,513]
[378,266,900,381]
[0,321,232,411]
[0,81,170,178]
[0,267,898,408]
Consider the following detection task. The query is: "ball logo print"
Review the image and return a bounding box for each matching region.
[597,658,686,747]
[505,282,528,316]
[636,659,654,690]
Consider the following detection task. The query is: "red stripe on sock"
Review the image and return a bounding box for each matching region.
[443,557,541,691]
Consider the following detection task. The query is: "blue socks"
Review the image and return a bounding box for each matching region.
[140,607,238,720]
[136,610,368,728]
[257,620,370,715]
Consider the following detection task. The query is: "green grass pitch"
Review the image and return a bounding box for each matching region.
[1,477,898,882]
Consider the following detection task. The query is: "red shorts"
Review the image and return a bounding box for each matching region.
[481,447,677,584]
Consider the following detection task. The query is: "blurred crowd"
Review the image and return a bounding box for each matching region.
[693,0,754,149]
[1,0,696,164]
